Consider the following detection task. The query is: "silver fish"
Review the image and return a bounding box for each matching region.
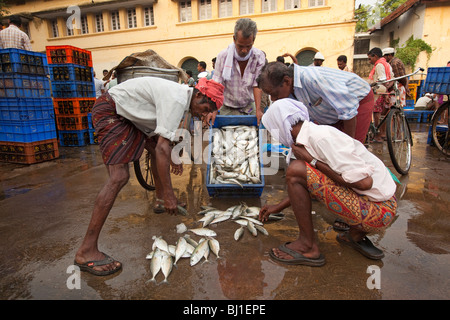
[160,251,173,283]
[210,214,230,225]
[247,220,258,237]
[183,234,199,247]
[174,237,187,265]
[189,228,217,237]
[255,224,269,236]
[234,219,248,226]
[234,226,245,241]
[152,236,169,253]
[208,238,220,258]
[240,216,264,226]
[190,239,210,266]
[149,248,163,283]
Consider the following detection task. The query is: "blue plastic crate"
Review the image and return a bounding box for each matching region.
[0,98,54,121]
[58,129,91,147]
[0,74,51,98]
[88,128,97,144]
[206,115,265,198]
[0,48,49,75]
[420,110,435,123]
[51,80,95,98]
[0,119,57,143]
[427,124,448,145]
[423,67,450,95]
[49,64,93,82]
[404,110,421,123]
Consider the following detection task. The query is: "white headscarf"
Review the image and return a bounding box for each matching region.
[262,98,310,161]
[222,43,254,81]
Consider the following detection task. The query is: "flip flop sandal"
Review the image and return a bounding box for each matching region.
[336,232,385,260]
[269,242,326,267]
[74,253,122,276]
[332,218,350,232]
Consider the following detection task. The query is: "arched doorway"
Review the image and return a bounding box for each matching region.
[295,49,317,66]
[181,58,199,80]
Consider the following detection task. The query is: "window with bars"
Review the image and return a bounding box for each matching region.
[127,8,137,28]
[179,1,192,22]
[81,16,89,34]
[309,0,325,7]
[51,19,59,38]
[240,0,254,15]
[219,0,233,18]
[95,14,104,32]
[66,25,74,36]
[144,6,155,26]
[262,0,277,12]
[111,11,120,30]
[285,0,300,10]
[199,0,212,20]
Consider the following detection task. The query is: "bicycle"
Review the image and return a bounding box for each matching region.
[430,95,450,156]
[366,67,424,175]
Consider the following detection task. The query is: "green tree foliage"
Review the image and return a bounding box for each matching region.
[355,0,408,32]
[0,1,9,18]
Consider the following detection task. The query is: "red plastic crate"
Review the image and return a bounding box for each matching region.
[53,98,95,115]
[46,45,92,67]
[0,138,59,164]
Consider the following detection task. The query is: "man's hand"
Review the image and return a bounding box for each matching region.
[259,204,280,222]
[170,162,183,176]
[256,109,263,126]
[291,143,313,163]
[204,110,218,127]
[163,193,178,215]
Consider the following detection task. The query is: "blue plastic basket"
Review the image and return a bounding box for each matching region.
[51,80,95,98]
[49,64,94,82]
[58,129,91,147]
[206,115,265,198]
[0,98,54,121]
[0,118,57,143]
[0,48,49,75]
[423,67,450,95]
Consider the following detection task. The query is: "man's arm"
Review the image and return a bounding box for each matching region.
[154,136,178,214]
[253,87,263,125]
[341,117,357,140]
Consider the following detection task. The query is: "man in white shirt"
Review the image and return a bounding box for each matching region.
[260,98,397,266]
[74,77,224,276]
[94,72,105,98]
[0,15,32,51]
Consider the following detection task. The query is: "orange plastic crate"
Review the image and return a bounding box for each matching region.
[53,98,96,115]
[0,138,59,164]
[46,45,92,67]
[55,114,89,131]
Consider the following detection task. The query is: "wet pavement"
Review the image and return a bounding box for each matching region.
[0,123,449,301]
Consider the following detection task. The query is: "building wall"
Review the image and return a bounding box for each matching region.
[7,0,356,77]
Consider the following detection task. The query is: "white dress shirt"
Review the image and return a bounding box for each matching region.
[296,120,396,202]
[109,77,193,142]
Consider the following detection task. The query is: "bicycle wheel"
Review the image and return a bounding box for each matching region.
[431,102,450,156]
[386,108,412,175]
[133,149,155,190]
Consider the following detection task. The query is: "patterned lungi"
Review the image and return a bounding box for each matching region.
[92,93,146,165]
[305,163,397,233]
[374,83,406,113]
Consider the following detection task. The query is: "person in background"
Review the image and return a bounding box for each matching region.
[106,71,118,90]
[74,77,224,276]
[337,55,351,72]
[94,71,105,98]
[0,15,32,50]
[310,52,325,67]
[368,47,394,142]
[260,98,397,265]
[282,53,298,65]
[197,61,209,80]
[185,70,196,87]
[210,57,216,79]
[210,18,266,125]
[383,47,409,100]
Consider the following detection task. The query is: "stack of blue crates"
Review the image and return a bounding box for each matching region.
[0,48,59,164]
[46,45,96,147]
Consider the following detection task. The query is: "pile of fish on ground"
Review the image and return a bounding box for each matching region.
[209,125,261,187]
[146,202,284,284]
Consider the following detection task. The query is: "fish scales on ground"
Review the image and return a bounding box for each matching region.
[209,125,262,186]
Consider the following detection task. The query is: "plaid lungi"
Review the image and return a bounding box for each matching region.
[305,163,397,233]
[92,93,146,165]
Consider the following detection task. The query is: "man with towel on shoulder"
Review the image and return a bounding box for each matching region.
[259,98,397,266]
[208,18,266,125]
[74,77,224,276]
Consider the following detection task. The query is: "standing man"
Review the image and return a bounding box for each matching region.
[256,61,374,144]
[0,15,32,50]
[383,47,410,100]
[337,55,352,72]
[310,52,325,67]
[74,77,224,276]
[210,18,266,125]
[197,61,209,79]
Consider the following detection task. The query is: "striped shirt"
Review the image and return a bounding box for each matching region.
[0,25,32,51]
[292,64,370,125]
[213,46,266,109]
